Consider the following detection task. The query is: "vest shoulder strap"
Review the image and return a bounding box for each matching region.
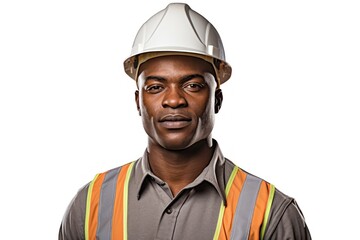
[84,162,135,240]
[213,166,276,240]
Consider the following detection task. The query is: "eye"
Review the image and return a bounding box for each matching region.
[183,82,205,92]
[144,84,164,94]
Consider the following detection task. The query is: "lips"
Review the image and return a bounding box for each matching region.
[159,114,192,129]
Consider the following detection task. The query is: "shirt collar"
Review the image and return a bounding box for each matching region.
[134,140,227,205]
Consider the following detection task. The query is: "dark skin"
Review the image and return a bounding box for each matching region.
[135,55,223,196]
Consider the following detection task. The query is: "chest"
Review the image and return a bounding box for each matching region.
[127,180,221,240]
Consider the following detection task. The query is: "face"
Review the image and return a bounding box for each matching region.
[135,55,223,150]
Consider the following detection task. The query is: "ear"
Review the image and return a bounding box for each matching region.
[135,90,141,116]
[214,89,223,114]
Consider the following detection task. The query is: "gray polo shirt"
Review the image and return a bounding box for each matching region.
[59,142,311,240]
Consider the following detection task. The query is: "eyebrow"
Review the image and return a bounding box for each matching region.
[145,74,205,83]
[145,75,166,82]
[181,74,205,82]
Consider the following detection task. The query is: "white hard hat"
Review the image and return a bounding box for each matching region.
[123,3,232,86]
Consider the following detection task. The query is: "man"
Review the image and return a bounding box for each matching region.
[59,3,311,239]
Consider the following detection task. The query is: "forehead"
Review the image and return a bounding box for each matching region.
[138,55,216,78]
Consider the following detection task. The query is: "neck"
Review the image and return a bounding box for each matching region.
[147,139,215,196]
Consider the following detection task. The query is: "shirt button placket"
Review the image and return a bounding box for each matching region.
[155,206,178,239]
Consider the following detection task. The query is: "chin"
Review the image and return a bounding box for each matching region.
[159,135,211,151]
[160,140,193,151]
[150,128,210,150]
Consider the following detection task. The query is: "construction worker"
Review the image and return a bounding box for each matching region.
[59,3,311,239]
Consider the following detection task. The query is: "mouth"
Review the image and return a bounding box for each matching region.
[159,114,192,129]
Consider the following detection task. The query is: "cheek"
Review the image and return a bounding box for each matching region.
[139,99,155,135]
[193,94,215,126]
[139,93,162,124]
[201,74,217,117]
[202,89,215,112]
[206,91,218,122]
[138,91,149,114]
[202,101,215,124]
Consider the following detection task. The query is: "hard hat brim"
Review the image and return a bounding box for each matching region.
[123,51,232,86]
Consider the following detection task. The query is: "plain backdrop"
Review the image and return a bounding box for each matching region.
[0,0,359,239]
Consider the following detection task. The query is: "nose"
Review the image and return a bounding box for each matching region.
[162,86,187,108]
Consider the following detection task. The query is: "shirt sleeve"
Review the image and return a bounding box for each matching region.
[58,183,89,240]
[264,189,312,240]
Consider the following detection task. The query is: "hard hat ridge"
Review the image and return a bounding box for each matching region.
[124,2,232,85]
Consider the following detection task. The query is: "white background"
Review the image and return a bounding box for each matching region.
[0,0,359,239]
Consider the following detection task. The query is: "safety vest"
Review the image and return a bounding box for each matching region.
[84,162,275,240]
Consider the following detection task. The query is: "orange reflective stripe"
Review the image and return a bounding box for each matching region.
[85,162,134,240]
[214,167,274,240]
[86,173,106,240]
[217,168,247,240]
[111,162,134,240]
[260,184,275,240]
[213,166,238,240]
[248,181,271,239]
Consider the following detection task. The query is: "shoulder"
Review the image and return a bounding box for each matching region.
[264,188,312,239]
[58,161,135,240]
[58,183,89,240]
[223,159,311,239]
[224,158,270,186]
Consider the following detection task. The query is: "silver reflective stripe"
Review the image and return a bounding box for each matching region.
[96,167,122,240]
[230,174,262,240]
